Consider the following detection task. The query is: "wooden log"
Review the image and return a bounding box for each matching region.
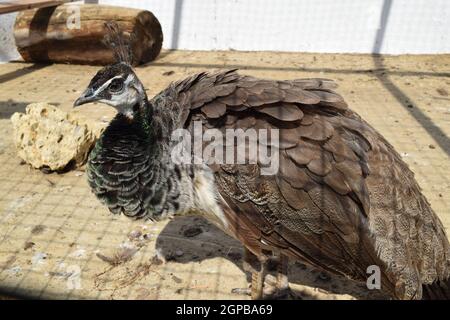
[14,4,163,65]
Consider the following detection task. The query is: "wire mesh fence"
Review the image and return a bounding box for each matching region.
[0,49,449,299]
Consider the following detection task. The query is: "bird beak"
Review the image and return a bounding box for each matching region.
[73,88,95,107]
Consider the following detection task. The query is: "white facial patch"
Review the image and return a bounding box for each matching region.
[124,74,134,85]
[94,75,124,96]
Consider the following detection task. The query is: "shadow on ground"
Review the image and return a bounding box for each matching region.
[155,216,389,300]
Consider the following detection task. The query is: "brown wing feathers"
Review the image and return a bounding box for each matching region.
[166,69,449,299]
[175,69,374,257]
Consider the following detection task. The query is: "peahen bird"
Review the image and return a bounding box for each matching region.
[74,23,450,300]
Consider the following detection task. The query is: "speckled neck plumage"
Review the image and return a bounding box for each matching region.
[86,96,196,221]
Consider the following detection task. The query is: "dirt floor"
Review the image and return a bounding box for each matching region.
[0,50,449,300]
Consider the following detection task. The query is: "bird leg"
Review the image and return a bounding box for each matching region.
[276,253,289,293]
[231,249,295,299]
[243,247,260,274]
[251,256,268,299]
[231,247,269,299]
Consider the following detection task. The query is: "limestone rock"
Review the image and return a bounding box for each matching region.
[10,103,105,172]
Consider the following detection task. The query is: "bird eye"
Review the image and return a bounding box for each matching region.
[108,79,123,93]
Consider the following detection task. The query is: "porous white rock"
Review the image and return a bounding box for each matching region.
[11,103,101,171]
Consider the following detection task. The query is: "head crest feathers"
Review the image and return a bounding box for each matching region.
[103,21,135,65]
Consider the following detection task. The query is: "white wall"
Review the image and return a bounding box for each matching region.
[101,0,450,54]
[0,0,449,62]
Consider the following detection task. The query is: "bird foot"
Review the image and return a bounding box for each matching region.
[231,274,296,299]
[231,287,251,296]
[230,286,277,297]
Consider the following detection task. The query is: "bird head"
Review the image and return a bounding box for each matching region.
[74,21,146,117]
[73,62,146,117]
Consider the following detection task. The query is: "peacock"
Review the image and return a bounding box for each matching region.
[73,23,450,300]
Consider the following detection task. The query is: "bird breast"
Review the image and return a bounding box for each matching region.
[190,167,230,231]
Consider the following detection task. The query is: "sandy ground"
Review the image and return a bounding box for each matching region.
[0,50,449,300]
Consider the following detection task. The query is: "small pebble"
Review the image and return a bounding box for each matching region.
[436,88,448,96]
[143,233,151,240]
[175,249,184,257]
[128,230,142,240]
[24,241,35,250]
[31,225,45,235]
[183,226,203,237]
[172,275,182,283]
[428,144,436,149]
